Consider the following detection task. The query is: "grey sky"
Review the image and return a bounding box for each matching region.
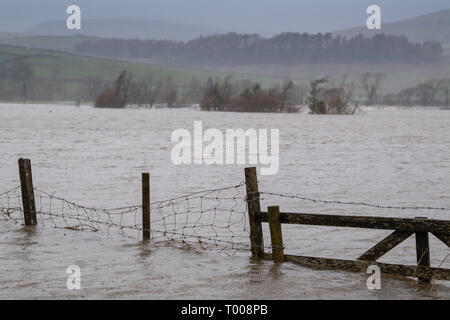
[1,0,449,34]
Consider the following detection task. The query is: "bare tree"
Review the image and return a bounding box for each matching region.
[438,79,450,107]
[13,60,34,102]
[139,75,155,108]
[164,88,178,107]
[295,85,308,106]
[181,77,204,104]
[360,72,386,105]
[201,76,235,111]
[85,77,104,102]
[415,80,441,106]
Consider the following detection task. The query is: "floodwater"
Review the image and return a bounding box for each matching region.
[0,103,449,300]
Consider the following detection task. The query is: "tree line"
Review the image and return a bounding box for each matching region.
[94,71,308,111]
[95,70,358,114]
[384,79,450,107]
[74,32,443,66]
[2,60,449,109]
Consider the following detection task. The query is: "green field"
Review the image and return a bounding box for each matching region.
[0,44,208,83]
[0,43,279,90]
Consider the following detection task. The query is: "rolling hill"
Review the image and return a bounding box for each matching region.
[29,18,227,41]
[334,9,450,55]
[1,9,448,58]
[0,43,280,103]
[0,35,91,53]
[0,44,210,82]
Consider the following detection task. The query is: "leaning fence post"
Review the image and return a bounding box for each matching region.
[142,173,151,240]
[245,167,264,258]
[268,206,284,263]
[18,158,37,226]
[415,217,431,283]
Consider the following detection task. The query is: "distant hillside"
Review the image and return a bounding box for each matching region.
[29,18,227,41]
[72,32,443,66]
[0,35,90,52]
[0,43,279,103]
[0,32,30,38]
[0,44,207,81]
[334,9,450,54]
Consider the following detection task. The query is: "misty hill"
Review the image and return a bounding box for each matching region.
[29,18,227,41]
[334,9,450,54]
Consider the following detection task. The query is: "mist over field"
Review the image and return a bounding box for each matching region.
[0,0,449,109]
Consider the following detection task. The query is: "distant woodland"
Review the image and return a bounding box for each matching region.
[74,32,444,65]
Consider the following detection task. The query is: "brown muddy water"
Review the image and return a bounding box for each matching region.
[0,103,449,299]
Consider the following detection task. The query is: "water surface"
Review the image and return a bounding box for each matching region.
[0,103,449,299]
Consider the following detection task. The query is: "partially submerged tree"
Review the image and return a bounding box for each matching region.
[385,79,450,107]
[84,77,104,102]
[279,80,297,112]
[181,77,204,105]
[200,76,235,111]
[439,79,450,107]
[114,70,132,107]
[95,70,132,108]
[164,88,178,107]
[308,77,357,114]
[415,79,442,106]
[360,72,386,105]
[308,78,328,114]
[236,83,283,112]
[13,60,34,102]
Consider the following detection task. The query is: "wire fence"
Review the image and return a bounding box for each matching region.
[1,184,450,256]
[0,183,253,254]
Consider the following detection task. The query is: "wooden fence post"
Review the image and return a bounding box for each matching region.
[18,158,37,226]
[268,206,284,262]
[415,217,431,283]
[142,173,151,241]
[245,167,264,258]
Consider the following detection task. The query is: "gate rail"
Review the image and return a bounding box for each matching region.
[245,167,450,283]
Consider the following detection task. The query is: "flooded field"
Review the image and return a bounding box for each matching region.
[0,103,449,299]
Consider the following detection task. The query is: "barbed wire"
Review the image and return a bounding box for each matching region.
[2,184,449,257]
[258,191,450,212]
[1,184,449,285]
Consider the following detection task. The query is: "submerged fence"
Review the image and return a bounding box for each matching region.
[1,160,254,254]
[244,166,450,283]
[1,159,450,283]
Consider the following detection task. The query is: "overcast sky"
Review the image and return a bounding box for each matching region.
[1,0,449,34]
